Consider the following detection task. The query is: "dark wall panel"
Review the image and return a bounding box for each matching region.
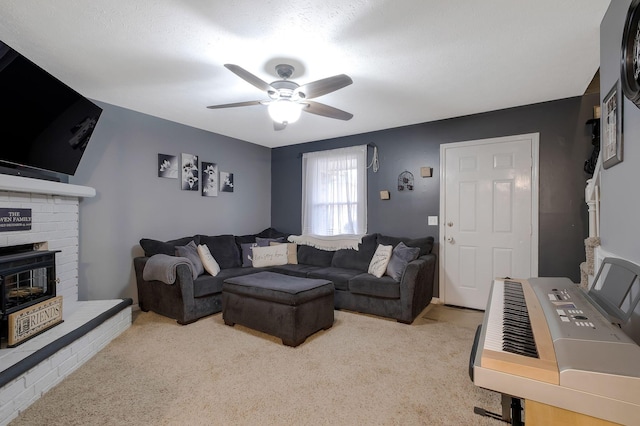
[272,94,599,284]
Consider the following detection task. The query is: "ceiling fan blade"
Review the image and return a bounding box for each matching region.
[295,74,353,99]
[273,121,287,131]
[302,101,353,121]
[206,100,263,109]
[224,64,276,93]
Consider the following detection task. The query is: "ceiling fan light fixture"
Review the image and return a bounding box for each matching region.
[268,99,303,124]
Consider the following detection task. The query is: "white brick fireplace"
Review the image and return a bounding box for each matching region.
[0,175,131,425]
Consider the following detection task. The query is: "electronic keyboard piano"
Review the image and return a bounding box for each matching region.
[471,276,640,425]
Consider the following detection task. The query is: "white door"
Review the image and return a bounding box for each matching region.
[439,134,539,310]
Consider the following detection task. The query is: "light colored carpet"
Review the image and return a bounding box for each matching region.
[10,304,503,425]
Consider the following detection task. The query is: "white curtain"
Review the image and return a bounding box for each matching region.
[301,145,367,236]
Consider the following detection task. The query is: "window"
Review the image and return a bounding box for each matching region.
[301,145,367,236]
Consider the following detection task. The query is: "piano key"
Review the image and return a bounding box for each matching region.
[483,279,539,359]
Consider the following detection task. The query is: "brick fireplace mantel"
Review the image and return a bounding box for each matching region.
[0,174,95,198]
[0,175,95,305]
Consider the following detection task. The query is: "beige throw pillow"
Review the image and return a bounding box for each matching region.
[368,244,393,278]
[270,242,298,264]
[251,244,288,268]
[197,244,220,276]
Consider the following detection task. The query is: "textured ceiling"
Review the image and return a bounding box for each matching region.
[0,1,610,148]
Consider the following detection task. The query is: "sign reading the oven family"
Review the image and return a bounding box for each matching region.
[0,208,32,232]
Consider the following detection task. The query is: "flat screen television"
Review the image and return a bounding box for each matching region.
[0,39,102,178]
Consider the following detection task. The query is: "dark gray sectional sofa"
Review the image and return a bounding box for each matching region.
[133,228,436,325]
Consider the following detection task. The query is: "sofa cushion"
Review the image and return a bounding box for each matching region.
[196,234,241,269]
[269,264,325,278]
[193,267,264,297]
[376,234,434,257]
[349,273,401,299]
[331,233,377,272]
[297,245,335,267]
[192,274,224,298]
[175,240,204,276]
[140,236,197,257]
[308,267,362,291]
[255,236,285,246]
[385,242,420,281]
[256,227,288,239]
[235,234,257,246]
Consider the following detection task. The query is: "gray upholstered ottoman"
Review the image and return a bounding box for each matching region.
[222,271,334,347]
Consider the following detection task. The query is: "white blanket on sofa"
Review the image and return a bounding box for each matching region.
[287,234,364,251]
[143,254,197,284]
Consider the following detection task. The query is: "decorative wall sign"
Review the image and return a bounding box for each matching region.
[201,162,219,197]
[0,208,32,232]
[181,153,199,191]
[621,0,640,108]
[8,296,63,347]
[158,154,178,178]
[602,81,623,169]
[397,171,414,191]
[220,172,234,192]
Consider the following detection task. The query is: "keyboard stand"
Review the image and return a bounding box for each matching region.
[470,324,523,425]
[473,394,523,425]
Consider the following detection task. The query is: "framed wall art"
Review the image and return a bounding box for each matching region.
[201,162,218,197]
[181,153,199,190]
[602,81,623,169]
[157,154,178,178]
[220,171,234,193]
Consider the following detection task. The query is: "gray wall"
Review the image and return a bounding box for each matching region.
[70,102,272,303]
[600,1,640,264]
[272,94,599,286]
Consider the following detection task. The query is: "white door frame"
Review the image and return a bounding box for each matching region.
[437,133,540,305]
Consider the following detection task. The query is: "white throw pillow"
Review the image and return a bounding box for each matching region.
[368,244,393,278]
[251,244,288,268]
[270,242,298,264]
[197,244,220,276]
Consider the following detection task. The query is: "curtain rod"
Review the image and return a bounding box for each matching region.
[296,143,376,159]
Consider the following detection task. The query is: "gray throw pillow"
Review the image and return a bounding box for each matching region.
[175,240,204,276]
[240,242,257,267]
[255,237,285,247]
[385,242,420,281]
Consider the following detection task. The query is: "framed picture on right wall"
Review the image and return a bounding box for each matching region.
[602,80,623,169]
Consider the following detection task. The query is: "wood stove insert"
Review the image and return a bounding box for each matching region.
[1,245,61,347]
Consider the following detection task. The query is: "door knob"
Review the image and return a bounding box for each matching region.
[447,236,454,244]
[447,222,453,227]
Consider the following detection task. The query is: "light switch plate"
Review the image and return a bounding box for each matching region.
[428,216,438,226]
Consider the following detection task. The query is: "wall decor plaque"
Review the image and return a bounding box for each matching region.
[7,296,63,347]
[602,81,623,169]
[0,208,32,232]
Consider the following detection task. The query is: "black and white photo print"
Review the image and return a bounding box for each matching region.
[158,154,178,178]
[201,162,218,197]
[181,153,199,191]
[220,171,234,193]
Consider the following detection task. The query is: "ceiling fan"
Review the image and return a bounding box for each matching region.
[207,64,353,131]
